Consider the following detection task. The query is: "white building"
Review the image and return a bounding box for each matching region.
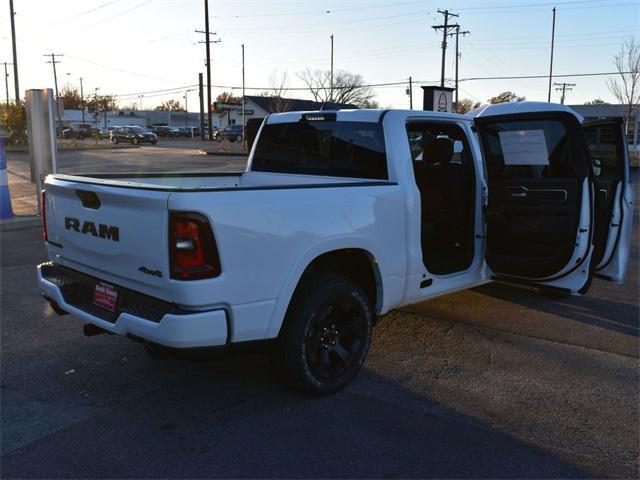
[62,96,358,131]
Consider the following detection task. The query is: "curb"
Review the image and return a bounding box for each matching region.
[1,215,41,232]
[7,145,140,153]
[198,149,247,157]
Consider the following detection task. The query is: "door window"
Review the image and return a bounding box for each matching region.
[481,119,586,179]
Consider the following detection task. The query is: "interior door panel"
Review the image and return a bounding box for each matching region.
[486,178,580,278]
[475,110,593,289]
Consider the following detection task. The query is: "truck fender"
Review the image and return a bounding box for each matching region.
[262,236,384,339]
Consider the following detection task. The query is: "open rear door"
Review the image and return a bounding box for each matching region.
[583,117,634,283]
[474,103,595,294]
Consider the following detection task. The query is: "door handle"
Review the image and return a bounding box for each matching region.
[511,192,527,198]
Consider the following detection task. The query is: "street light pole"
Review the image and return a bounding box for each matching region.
[80,77,85,124]
[4,62,9,108]
[330,34,334,102]
[184,91,188,127]
[241,43,245,141]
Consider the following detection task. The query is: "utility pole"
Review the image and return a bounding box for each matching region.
[4,62,10,107]
[330,34,334,102]
[547,7,556,102]
[44,53,63,135]
[138,94,143,111]
[9,0,20,103]
[241,43,245,141]
[196,0,219,140]
[407,76,413,109]
[432,10,459,88]
[194,28,220,138]
[554,82,575,104]
[198,72,205,140]
[80,77,85,124]
[447,26,470,107]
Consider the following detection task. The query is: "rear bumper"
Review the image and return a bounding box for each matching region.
[37,263,228,348]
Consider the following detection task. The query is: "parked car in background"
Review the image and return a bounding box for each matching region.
[110,126,157,145]
[99,126,119,139]
[151,126,180,138]
[61,124,96,140]
[214,124,244,142]
[176,127,197,138]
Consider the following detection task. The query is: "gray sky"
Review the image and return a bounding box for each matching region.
[3,0,639,109]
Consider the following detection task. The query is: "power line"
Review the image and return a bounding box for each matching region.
[56,0,123,23]
[61,0,152,37]
[211,0,430,18]
[459,71,632,82]
[109,71,630,100]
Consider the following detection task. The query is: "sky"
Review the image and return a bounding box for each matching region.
[2,0,639,110]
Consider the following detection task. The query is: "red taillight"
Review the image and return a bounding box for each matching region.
[41,190,48,241]
[169,212,221,280]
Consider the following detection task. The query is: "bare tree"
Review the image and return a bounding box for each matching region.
[261,70,291,113]
[607,38,640,129]
[297,69,375,107]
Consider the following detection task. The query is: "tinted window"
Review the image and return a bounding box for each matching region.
[481,119,582,179]
[253,121,387,180]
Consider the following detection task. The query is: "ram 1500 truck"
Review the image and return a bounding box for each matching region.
[38,103,633,394]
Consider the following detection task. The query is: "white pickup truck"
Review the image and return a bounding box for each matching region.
[38,103,633,394]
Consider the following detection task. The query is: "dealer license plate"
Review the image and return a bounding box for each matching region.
[93,282,118,312]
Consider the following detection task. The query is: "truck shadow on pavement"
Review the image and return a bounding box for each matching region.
[0,344,591,479]
[474,282,640,338]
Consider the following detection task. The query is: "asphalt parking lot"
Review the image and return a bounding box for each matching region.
[1,146,638,478]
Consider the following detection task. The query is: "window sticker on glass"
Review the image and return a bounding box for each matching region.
[498,129,549,165]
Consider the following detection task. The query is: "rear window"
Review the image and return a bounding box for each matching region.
[252,120,388,180]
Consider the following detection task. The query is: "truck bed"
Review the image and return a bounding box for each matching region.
[49,171,388,192]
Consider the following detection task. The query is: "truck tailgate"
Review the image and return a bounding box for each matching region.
[44,177,173,301]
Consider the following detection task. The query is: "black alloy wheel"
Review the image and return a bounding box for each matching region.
[275,273,373,394]
[305,296,367,381]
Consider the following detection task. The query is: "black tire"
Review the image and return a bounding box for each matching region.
[274,273,373,395]
[111,136,119,145]
[151,139,157,145]
[132,137,139,145]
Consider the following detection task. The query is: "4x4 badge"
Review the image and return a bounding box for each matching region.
[138,266,163,278]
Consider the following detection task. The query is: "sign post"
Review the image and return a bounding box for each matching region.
[421,86,455,113]
[26,89,58,213]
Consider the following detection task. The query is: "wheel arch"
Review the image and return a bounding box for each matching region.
[263,239,385,339]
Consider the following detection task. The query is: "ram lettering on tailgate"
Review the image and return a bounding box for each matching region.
[65,217,120,242]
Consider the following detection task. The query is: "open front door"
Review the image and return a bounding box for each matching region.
[474,103,594,293]
[583,117,634,283]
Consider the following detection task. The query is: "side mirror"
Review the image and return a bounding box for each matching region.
[592,157,603,177]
